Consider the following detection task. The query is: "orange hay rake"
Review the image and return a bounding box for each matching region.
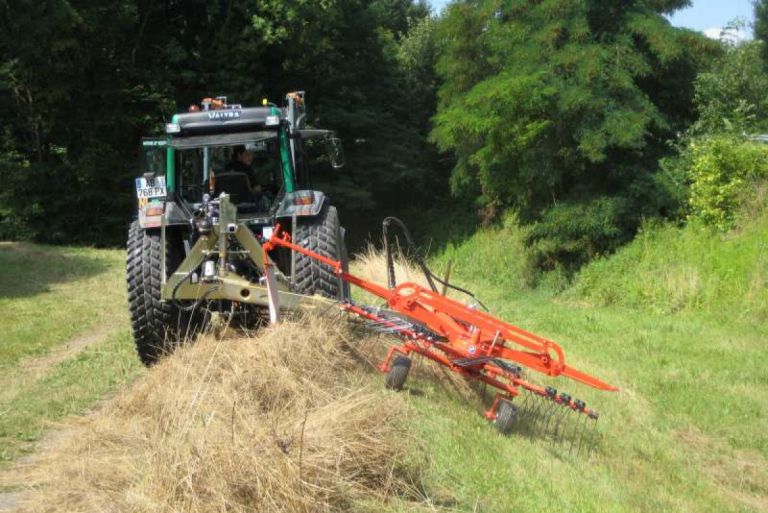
[263,218,618,435]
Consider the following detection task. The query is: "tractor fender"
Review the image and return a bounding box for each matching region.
[274,190,327,219]
[138,201,189,229]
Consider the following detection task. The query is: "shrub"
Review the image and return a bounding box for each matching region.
[686,136,768,230]
[525,197,632,275]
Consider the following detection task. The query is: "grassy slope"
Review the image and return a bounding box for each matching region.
[566,215,768,323]
[1,212,766,512]
[395,214,767,513]
[0,243,140,464]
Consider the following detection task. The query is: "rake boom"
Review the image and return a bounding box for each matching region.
[264,223,617,430]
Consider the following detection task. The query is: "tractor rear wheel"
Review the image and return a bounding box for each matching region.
[126,221,202,365]
[293,204,345,299]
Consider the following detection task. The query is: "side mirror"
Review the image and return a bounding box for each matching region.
[326,136,345,169]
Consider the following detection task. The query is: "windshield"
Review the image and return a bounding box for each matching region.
[176,139,283,207]
[168,130,279,150]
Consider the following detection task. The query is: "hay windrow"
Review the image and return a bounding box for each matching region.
[10,319,416,513]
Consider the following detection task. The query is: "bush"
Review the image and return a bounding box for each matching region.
[686,136,768,230]
[566,211,768,322]
[525,197,633,275]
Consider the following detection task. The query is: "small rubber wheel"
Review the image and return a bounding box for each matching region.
[494,399,519,435]
[385,355,412,390]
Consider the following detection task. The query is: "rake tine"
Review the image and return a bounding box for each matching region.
[541,401,558,439]
[365,319,413,333]
[526,394,545,433]
[364,316,405,325]
[533,396,552,435]
[364,319,405,329]
[550,406,569,447]
[586,416,599,460]
[565,410,577,455]
[575,414,589,457]
[520,392,537,432]
[566,410,583,456]
[370,325,409,334]
[560,408,573,446]
[521,389,533,414]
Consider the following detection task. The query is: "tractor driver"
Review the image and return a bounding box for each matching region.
[226,145,273,209]
[226,145,277,193]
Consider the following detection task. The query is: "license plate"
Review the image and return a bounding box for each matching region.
[135,176,167,199]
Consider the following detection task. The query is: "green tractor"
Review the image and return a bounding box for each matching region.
[127,92,349,365]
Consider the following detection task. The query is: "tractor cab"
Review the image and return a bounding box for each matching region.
[137,93,344,229]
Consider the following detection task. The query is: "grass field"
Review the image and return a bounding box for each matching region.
[0,212,766,512]
[0,242,140,464]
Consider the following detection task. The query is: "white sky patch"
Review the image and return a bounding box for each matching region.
[703,26,750,43]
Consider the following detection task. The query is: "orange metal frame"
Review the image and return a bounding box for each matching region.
[263,225,618,420]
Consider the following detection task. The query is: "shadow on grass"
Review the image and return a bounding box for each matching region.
[0,242,114,299]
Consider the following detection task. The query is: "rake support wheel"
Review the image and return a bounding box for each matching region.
[385,355,412,390]
[494,399,519,435]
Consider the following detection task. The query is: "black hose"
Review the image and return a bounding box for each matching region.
[381,217,489,312]
[171,258,219,312]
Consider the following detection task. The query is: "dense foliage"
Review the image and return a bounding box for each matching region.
[0,0,439,245]
[664,39,768,230]
[2,0,767,274]
[685,136,768,229]
[431,0,719,270]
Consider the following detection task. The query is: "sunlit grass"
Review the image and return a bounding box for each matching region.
[0,242,130,366]
[0,242,139,466]
[372,213,768,513]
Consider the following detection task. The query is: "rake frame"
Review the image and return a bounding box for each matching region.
[263,224,618,424]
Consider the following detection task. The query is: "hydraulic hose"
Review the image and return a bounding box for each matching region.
[171,258,219,312]
[381,217,489,311]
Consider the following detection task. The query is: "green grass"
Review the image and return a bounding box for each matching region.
[0,332,141,463]
[566,215,768,324]
[0,242,140,465]
[379,213,768,513]
[1,215,766,512]
[403,291,766,512]
[0,242,130,366]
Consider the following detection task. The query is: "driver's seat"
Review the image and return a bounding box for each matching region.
[214,172,268,213]
[214,172,252,204]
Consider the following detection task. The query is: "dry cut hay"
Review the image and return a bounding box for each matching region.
[351,245,433,291]
[10,318,416,513]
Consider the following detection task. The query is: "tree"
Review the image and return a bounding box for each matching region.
[0,0,437,245]
[665,37,768,230]
[430,0,716,269]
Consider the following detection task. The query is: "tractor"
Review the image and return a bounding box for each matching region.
[127,92,348,365]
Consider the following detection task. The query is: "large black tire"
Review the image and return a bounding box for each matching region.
[126,221,201,366]
[293,204,345,298]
